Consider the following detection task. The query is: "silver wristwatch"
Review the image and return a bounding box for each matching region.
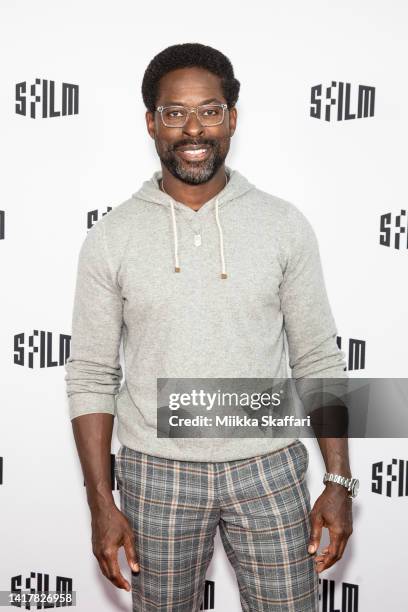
[323,472,360,498]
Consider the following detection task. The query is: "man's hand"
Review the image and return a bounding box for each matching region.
[307,483,353,573]
[91,502,139,591]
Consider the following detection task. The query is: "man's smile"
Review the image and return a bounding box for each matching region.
[174,144,212,162]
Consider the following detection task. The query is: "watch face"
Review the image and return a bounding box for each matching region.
[352,479,360,497]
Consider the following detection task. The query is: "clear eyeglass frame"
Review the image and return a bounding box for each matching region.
[156,103,228,128]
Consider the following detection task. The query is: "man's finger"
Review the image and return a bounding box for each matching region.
[102,548,131,591]
[334,537,348,562]
[123,531,140,573]
[98,556,112,582]
[308,513,324,554]
[313,546,330,562]
[314,533,343,571]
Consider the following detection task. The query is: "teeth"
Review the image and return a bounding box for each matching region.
[182,149,206,154]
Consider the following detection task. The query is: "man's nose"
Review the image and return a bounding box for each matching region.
[182,111,204,136]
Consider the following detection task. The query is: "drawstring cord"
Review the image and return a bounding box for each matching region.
[161,175,228,279]
[215,197,227,279]
[169,199,181,273]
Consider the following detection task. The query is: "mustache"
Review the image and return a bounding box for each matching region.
[169,139,216,151]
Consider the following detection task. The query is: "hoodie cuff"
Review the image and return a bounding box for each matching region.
[68,392,116,420]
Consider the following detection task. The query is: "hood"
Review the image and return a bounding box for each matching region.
[131,165,255,279]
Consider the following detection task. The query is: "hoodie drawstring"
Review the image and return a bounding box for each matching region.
[169,197,227,279]
[169,199,181,273]
[215,198,227,279]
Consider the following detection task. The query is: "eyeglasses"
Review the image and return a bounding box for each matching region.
[156,103,228,128]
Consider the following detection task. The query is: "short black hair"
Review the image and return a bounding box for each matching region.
[141,42,240,113]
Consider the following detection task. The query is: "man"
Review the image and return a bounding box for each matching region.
[65,43,355,611]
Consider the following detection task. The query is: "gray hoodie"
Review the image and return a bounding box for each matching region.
[65,166,347,461]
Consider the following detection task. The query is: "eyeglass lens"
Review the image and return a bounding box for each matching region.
[162,105,224,127]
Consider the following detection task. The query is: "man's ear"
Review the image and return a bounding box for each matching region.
[229,106,237,137]
[145,110,155,139]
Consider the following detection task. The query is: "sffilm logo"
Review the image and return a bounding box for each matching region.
[379,209,407,249]
[10,572,73,608]
[372,458,408,497]
[336,336,366,371]
[14,331,70,368]
[319,577,359,610]
[15,78,79,119]
[310,81,375,121]
[88,207,112,229]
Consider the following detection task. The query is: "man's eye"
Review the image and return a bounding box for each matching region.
[203,109,216,116]
[168,110,183,117]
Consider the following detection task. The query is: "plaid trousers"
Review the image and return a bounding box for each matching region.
[115,439,319,611]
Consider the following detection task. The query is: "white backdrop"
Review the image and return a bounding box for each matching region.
[1,1,407,610]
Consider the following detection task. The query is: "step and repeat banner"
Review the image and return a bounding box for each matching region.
[1,1,407,610]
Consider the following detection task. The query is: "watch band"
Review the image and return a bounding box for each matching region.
[323,472,359,498]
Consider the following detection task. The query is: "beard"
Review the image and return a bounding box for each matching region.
[156,136,230,185]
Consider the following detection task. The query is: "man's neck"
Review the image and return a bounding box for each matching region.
[159,165,228,212]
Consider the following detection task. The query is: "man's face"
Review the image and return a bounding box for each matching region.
[146,67,237,185]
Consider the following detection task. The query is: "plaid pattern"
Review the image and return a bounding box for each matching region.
[115,440,319,611]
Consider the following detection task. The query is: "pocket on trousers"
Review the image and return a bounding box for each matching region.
[295,440,309,473]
